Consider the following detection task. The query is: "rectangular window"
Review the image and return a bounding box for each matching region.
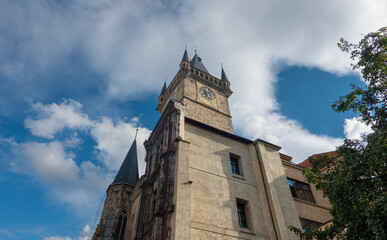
[287,178,315,203]
[237,202,248,228]
[299,218,322,232]
[230,156,240,175]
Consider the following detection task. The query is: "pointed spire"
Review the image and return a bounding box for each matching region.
[111,129,139,186]
[181,46,189,62]
[221,64,229,81]
[190,52,209,74]
[160,79,167,96]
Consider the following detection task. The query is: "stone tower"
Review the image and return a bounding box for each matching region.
[93,133,143,240]
[93,49,303,240]
[157,49,233,133]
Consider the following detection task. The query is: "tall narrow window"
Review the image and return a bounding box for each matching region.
[230,156,240,175]
[102,210,115,240]
[114,210,127,240]
[287,178,315,203]
[237,202,248,228]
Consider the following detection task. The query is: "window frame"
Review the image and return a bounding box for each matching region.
[237,202,248,228]
[102,209,115,240]
[229,153,243,177]
[299,217,322,232]
[236,198,251,230]
[287,178,315,203]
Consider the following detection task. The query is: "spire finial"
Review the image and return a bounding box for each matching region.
[135,128,138,140]
[195,45,197,53]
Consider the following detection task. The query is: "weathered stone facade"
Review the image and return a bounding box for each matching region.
[93,50,331,239]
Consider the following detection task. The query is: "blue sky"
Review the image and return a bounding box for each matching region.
[0,0,385,239]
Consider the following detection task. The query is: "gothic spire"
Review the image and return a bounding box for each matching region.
[160,80,167,96]
[181,47,189,62]
[111,130,139,186]
[221,65,229,81]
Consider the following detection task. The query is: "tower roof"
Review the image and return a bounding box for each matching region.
[111,137,139,186]
[190,53,209,74]
[160,81,167,96]
[181,48,189,62]
[221,66,229,81]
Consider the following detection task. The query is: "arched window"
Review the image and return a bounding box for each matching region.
[102,209,115,240]
[114,210,127,240]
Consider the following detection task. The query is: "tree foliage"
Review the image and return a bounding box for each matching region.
[291,27,387,239]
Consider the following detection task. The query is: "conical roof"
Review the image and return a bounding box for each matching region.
[111,138,139,186]
[181,48,189,62]
[190,53,209,74]
[160,81,167,96]
[221,66,229,81]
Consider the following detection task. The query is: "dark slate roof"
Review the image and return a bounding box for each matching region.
[111,139,139,186]
[181,48,189,62]
[221,66,229,81]
[160,81,167,96]
[190,53,209,74]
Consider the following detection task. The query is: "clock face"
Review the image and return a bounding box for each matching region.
[199,86,215,100]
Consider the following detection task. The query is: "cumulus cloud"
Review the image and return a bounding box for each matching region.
[24,99,151,173]
[3,0,386,163]
[44,224,92,240]
[11,139,110,214]
[91,117,151,174]
[14,141,80,184]
[78,225,92,240]
[25,99,91,139]
[13,99,151,214]
[344,117,372,140]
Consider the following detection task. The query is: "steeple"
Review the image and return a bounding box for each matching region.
[221,65,229,81]
[181,47,189,62]
[190,51,209,74]
[160,80,167,96]
[111,130,139,186]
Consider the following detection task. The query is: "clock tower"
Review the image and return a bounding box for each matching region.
[157,49,234,133]
[94,48,305,240]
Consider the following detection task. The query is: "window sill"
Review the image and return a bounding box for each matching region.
[293,198,330,210]
[240,227,255,235]
[232,173,245,180]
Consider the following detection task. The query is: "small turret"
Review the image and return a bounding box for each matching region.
[160,81,167,96]
[181,48,189,62]
[221,65,229,82]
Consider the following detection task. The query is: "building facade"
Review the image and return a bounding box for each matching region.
[93,50,331,240]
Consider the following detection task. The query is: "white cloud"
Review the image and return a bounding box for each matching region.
[15,141,80,184]
[11,99,151,215]
[24,99,151,173]
[344,117,372,140]
[44,237,73,240]
[78,225,92,240]
[10,139,110,215]
[44,224,92,240]
[91,117,151,174]
[25,99,91,139]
